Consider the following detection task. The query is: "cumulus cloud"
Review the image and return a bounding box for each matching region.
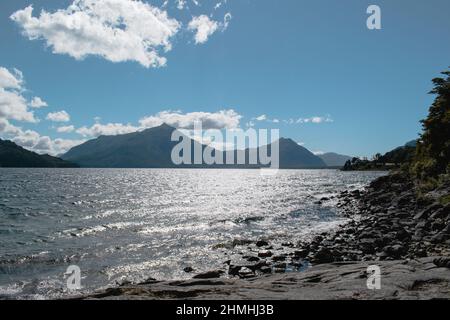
[139,109,241,130]
[76,122,138,137]
[10,0,180,68]
[0,67,37,123]
[0,121,83,155]
[46,110,70,122]
[0,66,82,155]
[188,15,219,44]
[56,125,75,133]
[29,96,48,108]
[75,109,242,138]
[0,67,23,89]
[254,114,267,121]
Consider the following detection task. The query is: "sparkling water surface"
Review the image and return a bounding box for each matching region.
[0,168,385,299]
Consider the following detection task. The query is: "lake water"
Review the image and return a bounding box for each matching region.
[0,168,385,299]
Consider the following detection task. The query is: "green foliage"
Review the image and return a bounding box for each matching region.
[412,68,450,180]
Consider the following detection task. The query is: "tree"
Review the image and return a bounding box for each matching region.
[412,68,450,179]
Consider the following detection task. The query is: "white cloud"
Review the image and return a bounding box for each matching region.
[11,1,180,68]
[29,96,48,108]
[139,109,241,130]
[254,114,267,121]
[56,125,75,133]
[0,66,81,155]
[188,15,219,44]
[0,122,83,155]
[76,122,138,137]
[296,116,334,124]
[46,110,70,122]
[176,0,187,10]
[0,118,22,135]
[75,109,242,138]
[0,67,37,123]
[0,67,23,89]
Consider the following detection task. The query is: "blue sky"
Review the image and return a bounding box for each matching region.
[0,0,449,157]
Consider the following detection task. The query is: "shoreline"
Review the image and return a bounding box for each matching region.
[77,172,450,300]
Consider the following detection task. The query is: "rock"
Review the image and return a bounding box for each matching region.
[256,240,269,247]
[312,247,335,264]
[272,255,287,262]
[274,262,287,269]
[183,266,194,273]
[293,249,309,259]
[259,266,272,274]
[245,256,260,262]
[430,208,447,220]
[433,257,450,268]
[238,267,255,278]
[382,244,405,259]
[228,265,241,276]
[414,203,442,220]
[281,242,294,247]
[258,250,272,258]
[193,270,224,279]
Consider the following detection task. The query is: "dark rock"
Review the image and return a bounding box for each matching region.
[258,250,272,258]
[193,270,224,279]
[312,247,335,264]
[256,240,269,247]
[259,266,272,274]
[183,266,194,273]
[414,203,442,220]
[433,257,450,268]
[272,255,287,262]
[245,256,260,262]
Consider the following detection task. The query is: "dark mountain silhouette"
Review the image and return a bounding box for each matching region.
[62,124,326,168]
[0,139,78,168]
[318,152,352,167]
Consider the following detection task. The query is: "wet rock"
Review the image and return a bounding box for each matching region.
[273,262,287,269]
[259,266,272,274]
[312,247,335,264]
[238,267,255,279]
[245,256,260,262]
[258,250,272,258]
[256,240,269,247]
[228,265,241,276]
[193,270,224,279]
[183,266,194,273]
[282,242,294,248]
[272,255,287,262]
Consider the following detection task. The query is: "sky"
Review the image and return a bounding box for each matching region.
[0,0,449,157]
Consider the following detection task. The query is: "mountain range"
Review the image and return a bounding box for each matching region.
[0,139,78,168]
[62,124,340,169]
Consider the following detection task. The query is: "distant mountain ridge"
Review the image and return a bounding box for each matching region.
[318,152,353,167]
[62,124,327,168]
[0,139,78,168]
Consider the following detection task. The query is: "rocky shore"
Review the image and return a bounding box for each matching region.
[81,172,450,300]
